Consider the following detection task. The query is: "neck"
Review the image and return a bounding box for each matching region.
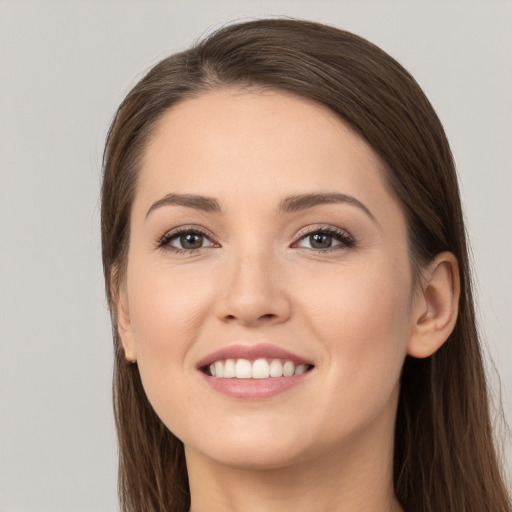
[185,408,403,512]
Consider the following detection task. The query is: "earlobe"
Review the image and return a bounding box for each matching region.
[407,252,460,359]
[110,267,137,363]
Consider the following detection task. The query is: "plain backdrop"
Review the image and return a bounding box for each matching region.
[0,1,510,510]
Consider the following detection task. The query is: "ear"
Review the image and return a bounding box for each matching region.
[407,252,460,358]
[110,267,137,363]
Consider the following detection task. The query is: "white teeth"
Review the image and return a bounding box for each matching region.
[223,359,236,378]
[252,358,270,379]
[269,359,283,377]
[207,359,311,379]
[214,361,224,378]
[235,359,252,379]
[283,361,295,377]
[294,364,307,375]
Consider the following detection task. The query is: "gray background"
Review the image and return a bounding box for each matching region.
[0,1,510,510]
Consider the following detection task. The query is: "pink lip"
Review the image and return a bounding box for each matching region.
[200,371,312,399]
[195,343,313,369]
[196,343,315,400]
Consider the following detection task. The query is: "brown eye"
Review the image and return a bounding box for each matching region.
[309,233,333,249]
[295,227,355,252]
[159,228,216,253]
[179,233,204,250]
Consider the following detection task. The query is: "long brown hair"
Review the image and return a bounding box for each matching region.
[101,18,511,512]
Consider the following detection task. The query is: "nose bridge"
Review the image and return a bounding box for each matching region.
[215,239,291,326]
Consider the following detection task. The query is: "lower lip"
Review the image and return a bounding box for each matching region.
[199,371,312,399]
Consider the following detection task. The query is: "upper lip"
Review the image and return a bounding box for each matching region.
[196,343,314,369]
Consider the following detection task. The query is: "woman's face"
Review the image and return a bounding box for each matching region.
[118,88,421,469]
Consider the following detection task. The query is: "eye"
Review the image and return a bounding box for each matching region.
[294,226,355,252]
[158,227,216,254]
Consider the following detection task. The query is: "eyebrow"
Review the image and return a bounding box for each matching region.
[146,193,221,218]
[145,192,376,223]
[278,192,376,221]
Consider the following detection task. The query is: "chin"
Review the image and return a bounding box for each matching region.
[189,440,308,471]
[180,420,315,470]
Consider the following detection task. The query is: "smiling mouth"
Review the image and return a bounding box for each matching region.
[202,358,315,379]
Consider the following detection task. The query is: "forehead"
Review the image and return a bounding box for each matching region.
[134,88,398,220]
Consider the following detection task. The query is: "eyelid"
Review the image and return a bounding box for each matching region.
[157,223,355,254]
[157,225,218,252]
[292,224,355,251]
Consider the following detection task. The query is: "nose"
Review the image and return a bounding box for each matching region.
[213,247,292,327]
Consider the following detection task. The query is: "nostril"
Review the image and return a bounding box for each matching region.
[223,313,277,322]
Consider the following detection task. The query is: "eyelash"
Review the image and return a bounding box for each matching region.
[157,225,355,256]
[295,226,355,252]
[157,226,217,256]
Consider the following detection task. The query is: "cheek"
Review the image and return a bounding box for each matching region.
[304,255,412,340]
[127,255,210,351]
[302,260,412,415]
[124,258,212,413]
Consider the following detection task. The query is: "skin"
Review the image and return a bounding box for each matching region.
[115,88,459,512]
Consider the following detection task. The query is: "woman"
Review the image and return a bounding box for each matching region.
[100,18,511,512]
